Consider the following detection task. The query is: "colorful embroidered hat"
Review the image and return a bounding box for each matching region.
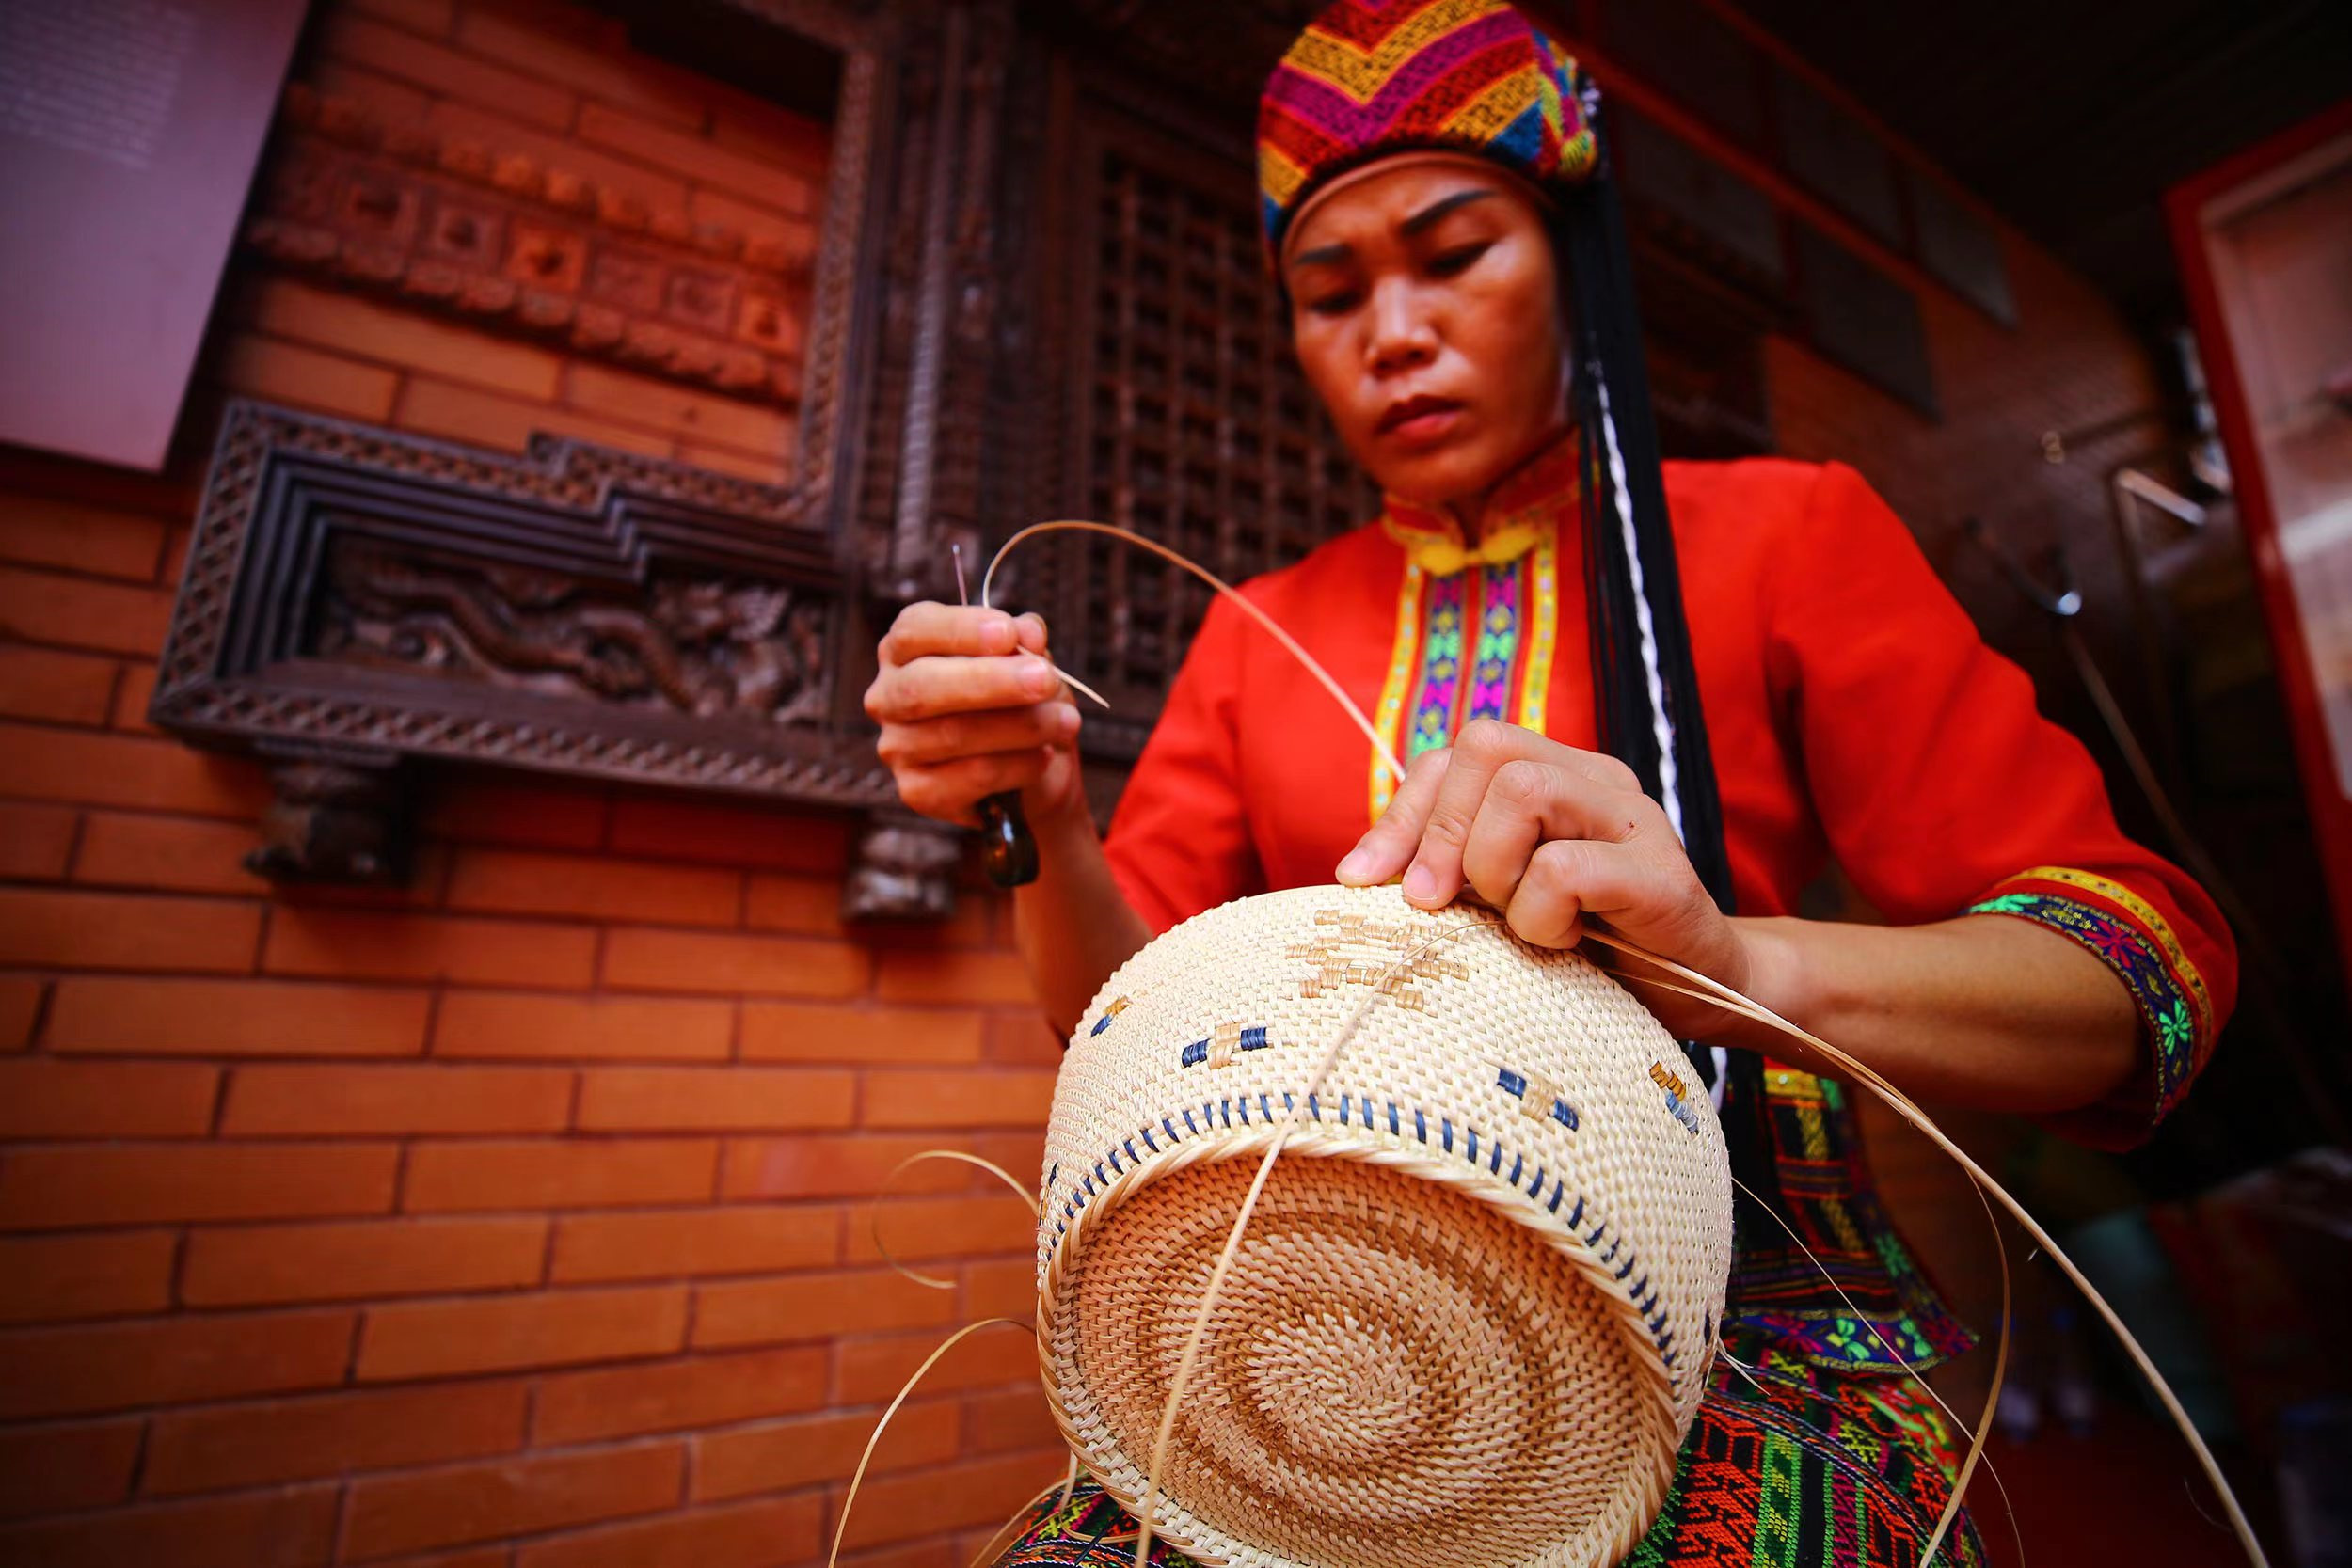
[1257,0,1600,261]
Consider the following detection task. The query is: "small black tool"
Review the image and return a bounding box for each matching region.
[950,544,1044,888]
[977,791,1040,887]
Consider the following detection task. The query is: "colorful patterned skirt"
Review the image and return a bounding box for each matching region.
[990,1323,1985,1568]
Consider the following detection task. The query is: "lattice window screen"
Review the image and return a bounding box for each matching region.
[1029,123,1375,758]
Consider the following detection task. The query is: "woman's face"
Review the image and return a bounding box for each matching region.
[1285,159,1568,512]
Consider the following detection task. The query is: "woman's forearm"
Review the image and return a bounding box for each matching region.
[1723,913,2141,1115]
[1011,799,1153,1038]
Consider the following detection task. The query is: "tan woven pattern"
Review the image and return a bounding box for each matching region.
[1037,884,1734,1568]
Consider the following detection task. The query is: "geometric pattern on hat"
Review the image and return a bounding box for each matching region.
[1257,0,1598,259]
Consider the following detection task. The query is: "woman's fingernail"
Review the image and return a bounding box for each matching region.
[1020,659,1055,696]
[1403,863,1438,902]
[1335,849,1371,883]
[1055,705,1080,736]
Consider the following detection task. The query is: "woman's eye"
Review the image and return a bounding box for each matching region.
[1428,242,1489,277]
[1304,288,1362,317]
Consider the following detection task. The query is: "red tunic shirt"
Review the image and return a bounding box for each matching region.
[1104,451,2235,1151]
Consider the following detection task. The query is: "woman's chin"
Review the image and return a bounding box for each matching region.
[1367,447,1507,513]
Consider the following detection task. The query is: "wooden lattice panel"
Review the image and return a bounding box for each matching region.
[1035,113,1375,757]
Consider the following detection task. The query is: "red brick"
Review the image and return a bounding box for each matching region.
[221,1062,573,1136]
[435,990,731,1061]
[346,1441,685,1559]
[244,277,564,399]
[573,1065,851,1132]
[602,927,869,998]
[861,1068,1056,1130]
[875,948,1036,1006]
[0,721,269,817]
[834,1324,1040,1405]
[707,91,831,179]
[0,1485,338,1568]
[964,1385,1060,1454]
[215,333,399,422]
[0,1418,140,1518]
[0,493,165,578]
[72,811,265,894]
[0,644,116,723]
[739,1002,982,1064]
[428,101,687,213]
[108,659,157,732]
[607,797,849,873]
[679,440,791,483]
[984,1008,1066,1064]
[346,0,452,36]
[0,564,171,656]
[46,975,431,1057]
[691,1400,960,1501]
[550,1204,835,1283]
[447,847,741,927]
[533,1345,825,1444]
[307,55,435,130]
[689,188,817,267]
[395,376,675,460]
[453,4,707,128]
[691,1268,956,1350]
[0,1232,174,1324]
[0,976,40,1048]
[358,1284,688,1379]
[741,872,843,935]
[0,1142,397,1228]
[564,361,795,459]
[575,103,815,214]
[847,1539,959,1568]
[517,1494,822,1568]
[421,779,608,848]
[834,1450,1068,1550]
[320,12,575,128]
[964,1256,1041,1322]
[0,800,75,878]
[145,1380,529,1494]
[0,1308,354,1418]
[719,1133,981,1200]
[404,1138,717,1212]
[263,909,595,986]
[843,1196,1037,1269]
[0,1057,217,1137]
[183,1216,548,1306]
[0,886,260,973]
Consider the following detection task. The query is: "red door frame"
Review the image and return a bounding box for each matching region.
[2165,98,2352,993]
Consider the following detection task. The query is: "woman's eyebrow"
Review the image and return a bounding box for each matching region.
[1400,187,1494,236]
[1286,187,1496,272]
[1289,240,1351,270]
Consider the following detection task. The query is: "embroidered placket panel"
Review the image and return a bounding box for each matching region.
[1372,545,1557,823]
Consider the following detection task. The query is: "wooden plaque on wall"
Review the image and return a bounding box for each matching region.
[0,0,309,469]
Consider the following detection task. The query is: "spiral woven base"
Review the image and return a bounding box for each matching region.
[1038,885,1735,1568]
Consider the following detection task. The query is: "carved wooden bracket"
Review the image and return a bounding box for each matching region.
[151,400,914,888]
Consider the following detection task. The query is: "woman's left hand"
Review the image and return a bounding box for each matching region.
[1333,719,1756,1039]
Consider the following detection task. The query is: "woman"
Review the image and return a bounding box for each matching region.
[865,2,2235,1561]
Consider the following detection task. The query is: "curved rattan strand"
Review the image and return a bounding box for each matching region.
[1038,884,1732,1568]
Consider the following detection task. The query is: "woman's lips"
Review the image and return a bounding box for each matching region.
[1377,398,1465,450]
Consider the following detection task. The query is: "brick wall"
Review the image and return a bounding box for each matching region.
[0,0,1072,1564]
[0,0,2193,1564]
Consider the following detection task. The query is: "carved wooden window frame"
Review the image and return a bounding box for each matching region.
[149,0,920,886]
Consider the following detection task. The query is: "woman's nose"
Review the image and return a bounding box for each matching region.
[1364,279,1437,375]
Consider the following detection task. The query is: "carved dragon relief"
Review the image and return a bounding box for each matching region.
[319,543,831,725]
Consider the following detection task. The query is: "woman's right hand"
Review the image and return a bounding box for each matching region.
[865,602,1084,829]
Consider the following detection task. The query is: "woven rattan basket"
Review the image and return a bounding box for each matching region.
[1037,883,1733,1568]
